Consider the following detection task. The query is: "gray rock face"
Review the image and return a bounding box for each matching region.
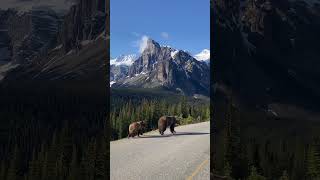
[57,0,106,53]
[110,54,137,82]
[113,38,210,96]
[110,64,129,82]
[0,7,63,63]
[213,0,320,112]
[0,0,107,82]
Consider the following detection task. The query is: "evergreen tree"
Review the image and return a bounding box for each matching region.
[248,166,266,180]
[224,162,234,180]
[87,139,97,180]
[46,133,59,180]
[223,99,242,177]
[306,143,320,179]
[181,96,188,118]
[95,139,108,179]
[28,150,41,180]
[0,160,6,180]
[7,145,19,180]
[79,155,88,180]
[59,125,73,179]
[67,145,78,180]
[205,106,210,121]
[279,170,289,180]
[41,152,48,180]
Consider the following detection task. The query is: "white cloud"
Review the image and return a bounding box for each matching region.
[161,32,169,39]
[138,35,149,53]
[132,35,149,53]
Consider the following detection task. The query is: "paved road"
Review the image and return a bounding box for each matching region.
[110,121,210,180]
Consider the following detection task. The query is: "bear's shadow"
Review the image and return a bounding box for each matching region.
[139,132,209,138]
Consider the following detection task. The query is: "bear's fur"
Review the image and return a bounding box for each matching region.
[158,116,179,135]
[128,121,146,138]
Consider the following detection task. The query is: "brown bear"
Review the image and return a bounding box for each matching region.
[158,116,179,135]
[128,121,146,138]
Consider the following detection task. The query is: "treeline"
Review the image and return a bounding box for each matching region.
[0,83,108,180]
[214,99,320,180]
[1,125,109,180]
[111,96,210,140]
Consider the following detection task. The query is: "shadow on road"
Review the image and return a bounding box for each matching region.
[139,132,209,138]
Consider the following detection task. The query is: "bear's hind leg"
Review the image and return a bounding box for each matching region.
[170,125,176,134]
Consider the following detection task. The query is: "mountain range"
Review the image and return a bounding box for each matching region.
[110,38,210,96]
[0,0,107,84]
[212,0,320,178]
[213,0,320,121]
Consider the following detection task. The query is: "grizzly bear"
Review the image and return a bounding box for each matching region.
[158,116,179,135]
[128,121,146,138]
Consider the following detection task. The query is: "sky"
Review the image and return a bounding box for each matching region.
[110,0,210,58]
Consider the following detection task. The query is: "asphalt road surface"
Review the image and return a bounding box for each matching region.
[110,121,210,180]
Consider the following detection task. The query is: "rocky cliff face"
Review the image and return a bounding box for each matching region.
[110,54,137,82]
[212,0,320,177]
[110,64,129,82]
[57,0,106,53]
[0,7,63,63]
[213,0,320,118]
[113,38,210,96]
[0,0,107,82]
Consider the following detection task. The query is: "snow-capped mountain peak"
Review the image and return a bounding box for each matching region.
[194,49,210,61]
[170,50,179,58]
[110,54,137,66]
[111,38,210,95]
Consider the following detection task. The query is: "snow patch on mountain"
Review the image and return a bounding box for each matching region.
[110,54,137,66]
[171,50,179,58]
[194,49,210,61]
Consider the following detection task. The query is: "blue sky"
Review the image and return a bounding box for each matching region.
[110,0,210,58]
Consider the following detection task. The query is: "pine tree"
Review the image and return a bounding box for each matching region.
[79,155,88,180]
[59,125,73,179]
[224,100,240,174]
[46,132,59,180]
[7,145,19,180]
[205,106,210,121]
[28,150,41,180]
[306,143,320,179]
[224,162,234,180]
[67,145,78,180]
[37,143,46,179]
[181,96,188,118]
[87,139,97,180]
[95,139,108,179]
[41,152,48,180]
[248,166,266,180]
[279,170,289,180]
[0,160,6,180]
